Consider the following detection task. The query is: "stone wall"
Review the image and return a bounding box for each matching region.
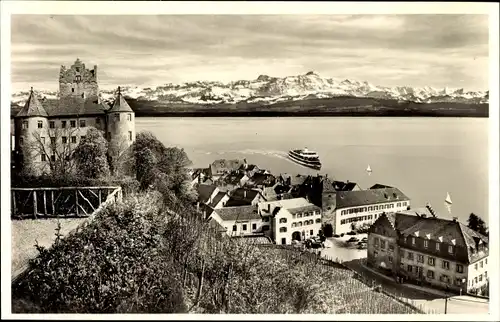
[59,59,98,98]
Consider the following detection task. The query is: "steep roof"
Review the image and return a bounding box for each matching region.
[332,180,358,191]
[207,218,227,233]
[259,197,312,212]
[225,188,263,207]
[214,205,260,221]
[249,172,276,187]
[209,191,227,208]
[48,96,108,116]
[197,184,218,204]
[108,87,134,113]
[288,204,321,215]
[336,187,410,209]
[370,183,393,189]
[15,88,48,118]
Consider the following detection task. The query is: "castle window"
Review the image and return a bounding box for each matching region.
[75,67,80,72]
[424,240,429,248]
[456,264,464,273]
[22,121,28,129]
[279,227,287,233]
[49,121,55,129]
[41,154,47,161]
[76,75,82,82]
[50,154,55,162]
[70,120,76,128]
[129,131,133,141]
[127,113,132,121]
[19,137,24,146]
[50,137,55,145]
[62,136,67,144]
[71,136,77,144]
[115,113,120,121]
[37,121,43,129]
[72,88,74,93]
[61,121,67,128]
[316,218,321,223]
[279,218,287,224]
[81,93,84,98]
[436,242,440,251]
[80,120,86,128]
[442,260,450,270]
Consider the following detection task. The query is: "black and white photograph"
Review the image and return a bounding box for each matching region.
[1,1,499,319]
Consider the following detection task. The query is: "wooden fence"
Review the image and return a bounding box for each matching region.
[11,186,123,283]
[11,186,122,218]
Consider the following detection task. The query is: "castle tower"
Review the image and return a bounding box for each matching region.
[14,87,49,174]
[106,86,136,149]
[59,58,98,99]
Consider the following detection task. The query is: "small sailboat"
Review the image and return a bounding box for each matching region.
[444,192,452,214]
[366,164,372,176]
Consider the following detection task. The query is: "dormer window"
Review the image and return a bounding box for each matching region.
[436,242,440,251]
[412,237,415,245]
[448,245,454,254]
[424,240,429,248]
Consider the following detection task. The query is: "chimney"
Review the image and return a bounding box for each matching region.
[452,217,458,222]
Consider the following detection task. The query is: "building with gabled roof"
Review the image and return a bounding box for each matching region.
[367,207,489,295]
[13,59,136,175]
[209,205,264,237]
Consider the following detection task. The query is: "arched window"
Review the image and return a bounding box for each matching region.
[279,227,287,233]
[292,223,296,228]
[315,218,321,223]
[279,218,287,224]
[298,222,303,227]
[297,214,302,218]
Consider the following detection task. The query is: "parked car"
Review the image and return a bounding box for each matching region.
[332,234,340,238]
[361,237,368,242]
[347,237,359,243]
[340,233,345,237]
[346,231,357,235]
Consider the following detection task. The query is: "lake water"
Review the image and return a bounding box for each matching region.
[136,117,489,224]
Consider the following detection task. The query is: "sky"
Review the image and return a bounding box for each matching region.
[10,14,490,92]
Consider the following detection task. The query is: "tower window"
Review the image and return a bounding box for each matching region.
[70,120,76,128]
[115,113,120,121]
[49,121,55,129]
[51,154,56,162]
[19,137,24,146]
[76,75,82,82]
[41,154,47,161]
[37,121,43,128]
[72,88,74,93]
[61,121,67,128]
[22,121,28,129]
[128,131,133,141]
[75,67,80,72]
[62,136,67,144]
[81,93,85,98]
[71,136,77,144]
[50,137,56,145]
[127,113,132,121]
[80,120,86,128]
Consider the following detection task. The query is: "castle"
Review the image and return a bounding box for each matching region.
[13,58,136,175]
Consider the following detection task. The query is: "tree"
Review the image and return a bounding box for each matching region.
[108,135,134,177]
[467,213,489,236]
[73,127,110,179]
[28,126,80,177]
[132,131,196,202]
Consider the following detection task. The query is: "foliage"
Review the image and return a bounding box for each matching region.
[12,192,187,313]
[132,131,197,203]
[73,127,110,179]
[467,213,489,236]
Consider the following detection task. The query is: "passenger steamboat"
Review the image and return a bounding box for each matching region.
[288,148,322,170]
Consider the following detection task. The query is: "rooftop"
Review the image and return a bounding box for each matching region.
[214,205,260,221]
[287,204,322,215]
[259,197,312,212]
[108,87,134,113]
[225,188,263,207]
[15,88,48,118]
[197,184,218,204]
[336,187,410,209]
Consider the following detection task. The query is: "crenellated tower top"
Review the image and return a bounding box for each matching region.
[59,58,99,99]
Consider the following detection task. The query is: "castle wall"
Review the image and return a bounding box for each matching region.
[59,60,98,98]
[106,111,136,150]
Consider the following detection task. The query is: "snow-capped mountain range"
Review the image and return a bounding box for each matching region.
[11,71,489,106]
